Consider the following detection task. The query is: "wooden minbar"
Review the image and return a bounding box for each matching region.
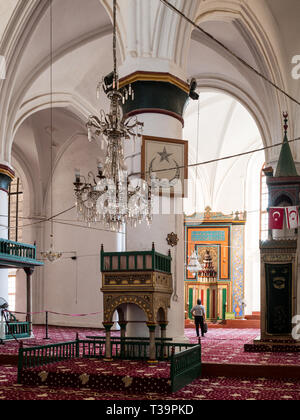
[101,243,173,361]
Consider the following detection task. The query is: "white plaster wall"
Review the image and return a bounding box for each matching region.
[35,134,124,328]
[244,151,265,314]
[0,190,8,302]
[15,269,27,322]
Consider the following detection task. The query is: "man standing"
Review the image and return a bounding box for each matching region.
[191,299,206,337]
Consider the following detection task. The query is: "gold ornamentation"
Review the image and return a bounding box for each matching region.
[38,371,49,383]
[122,376,133,388]
[79,373,90,385]
[263,255,293,262]
[166,232,179,247]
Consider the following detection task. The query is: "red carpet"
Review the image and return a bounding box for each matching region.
[2,326,300,366]
[18,359,171,394]
[1,363,300,400]
[1,326,300,400]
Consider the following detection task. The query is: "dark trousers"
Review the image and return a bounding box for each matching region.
[195,316,205,337]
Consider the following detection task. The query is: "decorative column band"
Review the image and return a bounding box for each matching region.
[119,71,190,126]
[0,164,15,193]
[119,71,190,93]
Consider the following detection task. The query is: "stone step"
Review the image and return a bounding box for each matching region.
[185,318,260,329]
[245,315,260,320]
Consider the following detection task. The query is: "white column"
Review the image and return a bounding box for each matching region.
[125,113,187,341]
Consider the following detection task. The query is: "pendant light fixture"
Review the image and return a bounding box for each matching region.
[41,0,62,263]
[74,0,154,231]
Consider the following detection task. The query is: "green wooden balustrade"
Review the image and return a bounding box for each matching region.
[18,341,79,381]
[18,338,201,392]
[101,247,172,274]
[0,238,41,263]
[86,336,173,342]
[171,344,202,393]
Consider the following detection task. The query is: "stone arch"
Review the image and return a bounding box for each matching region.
[11,144,40,219]
[0,0,112,163]
[194,0,287,100]
[103,295,154,324]
[192,78,270,161]
[191,2,289,162]
[9,92,94,158]
[156,307,167,324]
[274,194,294,208]
[116,306,125,323]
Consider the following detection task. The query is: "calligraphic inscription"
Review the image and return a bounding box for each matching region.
[191,231,225,242]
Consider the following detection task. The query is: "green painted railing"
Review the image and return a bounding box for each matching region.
[101,245,172,274]
[171,344,202,393]
[0,238,41,263]
[86,336,173,342]
[18,341,79,382]
[155,342,195,361]
[18,338,201,392]
[5,322,30,340]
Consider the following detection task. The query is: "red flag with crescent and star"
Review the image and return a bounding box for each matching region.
[269,208,285,230]
[285,206,299,229]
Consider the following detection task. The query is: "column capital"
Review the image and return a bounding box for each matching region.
[103,322,114,332]
[119,71,189,126]
[24,267,35,276]
[146,322,157,332]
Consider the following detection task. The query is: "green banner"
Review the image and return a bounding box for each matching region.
[265,264,292,335]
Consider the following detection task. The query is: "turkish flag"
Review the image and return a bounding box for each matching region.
[269,208,284,230]
[285,206,299,229]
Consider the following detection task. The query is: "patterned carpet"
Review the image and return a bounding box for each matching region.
[185,329,300,365]
[1,363,300,400]
[18,359,172,394]
[0,326,300,400]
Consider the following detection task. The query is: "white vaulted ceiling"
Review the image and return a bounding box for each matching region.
[183,90,264,215]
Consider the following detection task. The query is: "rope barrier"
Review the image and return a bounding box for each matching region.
[8,310,103,317]
[4,310,103,343]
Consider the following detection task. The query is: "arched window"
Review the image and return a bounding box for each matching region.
[260,164,268,241]
[8,176,23,242]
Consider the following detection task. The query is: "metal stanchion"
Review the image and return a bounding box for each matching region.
[43,311,50,340]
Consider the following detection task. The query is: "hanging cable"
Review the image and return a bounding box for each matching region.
[159,0,300,108]
[131,135,300,178]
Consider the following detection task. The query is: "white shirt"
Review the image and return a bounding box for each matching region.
[191,305,206,317]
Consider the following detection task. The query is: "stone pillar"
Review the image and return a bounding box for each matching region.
[24,267,34,336]
[119,321,128,358]
[160,322,168,340]
[159,321,168,359]
[119,321,128,339]
[121,71,190,342]
[147,322,157,363]
[103,322,114,361]
[0,164,15,304]
[0,310,5,341]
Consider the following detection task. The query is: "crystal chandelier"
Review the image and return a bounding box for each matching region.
[74,0,154,230]
[187,249,202,278]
